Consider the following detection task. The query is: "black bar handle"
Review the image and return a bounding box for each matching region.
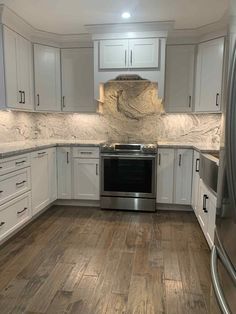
[19,91,23,104]
[130,50,133,66]
[195,158,200,172]
[37,94,40,106]
[0,222,5,227]
[189,95,192,108]
[15,160,26,165]
[179,154,182,167]
[16,180,26,186]
[22,91,25,104]
[216,93,220,106]
[17,207,27,215]
[62,96,65,108]
[203,194,209,213]
[158,153,161,166]
[67,152,69,164]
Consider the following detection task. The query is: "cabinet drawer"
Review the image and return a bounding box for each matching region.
[0,154,30,175]
[72,147,99,158]
[0,192,32,241]
[0,167,31,206]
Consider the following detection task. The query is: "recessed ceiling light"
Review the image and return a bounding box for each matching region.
[122,12,131,19]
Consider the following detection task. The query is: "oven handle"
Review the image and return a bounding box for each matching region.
[100,154,156,159]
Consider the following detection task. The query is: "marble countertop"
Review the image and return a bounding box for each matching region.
[0,139,220,158]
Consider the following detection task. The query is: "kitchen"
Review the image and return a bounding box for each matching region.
[0,0,235,313]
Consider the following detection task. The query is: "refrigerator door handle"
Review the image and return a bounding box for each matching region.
[211,245,236,314]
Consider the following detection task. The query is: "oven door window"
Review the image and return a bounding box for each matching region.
[103,158,153,193]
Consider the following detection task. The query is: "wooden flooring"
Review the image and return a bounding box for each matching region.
[0,206,220,314]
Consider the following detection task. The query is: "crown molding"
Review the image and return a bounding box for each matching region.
[0,4,228,47]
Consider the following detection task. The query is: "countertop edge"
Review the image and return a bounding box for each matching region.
[0,141,219,159]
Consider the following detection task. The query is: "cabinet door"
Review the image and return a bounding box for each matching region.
[61,48,95,112]
[3,27,19,107]
[34,44,61,111]
[165,45,195,112]
[156,149,175,203]
[191,150,200,212]
[48,148,57,202]
[57,147,72,199]
[99,40,128,69]
[31,150,50,215]
[197,180,208,232]
[128,38,159,68]
[174,149,193,205]
[206,192,216,248]
[195,38,224,112]
[17,36,34,110]
[73,158,99,200]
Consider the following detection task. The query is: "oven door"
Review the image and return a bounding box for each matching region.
[101,154,156,198]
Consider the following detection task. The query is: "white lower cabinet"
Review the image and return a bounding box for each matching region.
[197,179,216,248]
[157,148,193,205]
[0,191,31,242]
[48,148,57,202]
[73,158,100,200]
[174,149,193,205]
[156,149,175,203]
[191,151,200,212]
[31,149,50,215]
[57,147,72,199]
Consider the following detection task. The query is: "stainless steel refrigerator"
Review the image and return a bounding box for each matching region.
[211,15,236,314]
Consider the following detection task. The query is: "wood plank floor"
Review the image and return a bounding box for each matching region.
[0,206,220,314]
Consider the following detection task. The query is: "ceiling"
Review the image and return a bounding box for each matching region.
[1,0,229,35]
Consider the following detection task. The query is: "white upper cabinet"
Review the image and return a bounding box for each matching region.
[100,40,128,69]
[165,45,195,113]
[34,44,61,112]
[195,37,225,112]
[61,48,95,112]
[156,148,175,204]
[3,27,34,110]
[128,38,159,68]
[99,38,159,70]
[174,149,193,205]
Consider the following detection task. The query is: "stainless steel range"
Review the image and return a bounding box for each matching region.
[100,143,157,212]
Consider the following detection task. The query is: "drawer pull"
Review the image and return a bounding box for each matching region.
[38,152,46,157]
[16,180,26,186]
[80,152,93,155]
[15,160,26,165]
[17,207,27,215]
[0,191,3,193]
[0,222,5,227]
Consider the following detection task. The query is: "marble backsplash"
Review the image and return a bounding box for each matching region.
[0,82,222,145]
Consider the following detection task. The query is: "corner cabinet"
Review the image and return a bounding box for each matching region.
[3,26,34,110]
[61,48,95,112]
[195,37,225,112]
[34,44,61,112]
[57,147,72,199]
[157,148,193,205]
[165,45,195,113]
[99,38,159,69]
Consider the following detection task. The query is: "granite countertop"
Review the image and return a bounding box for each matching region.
[0,139,220,159]
[157,142,220,153]
[0,139,106,158]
